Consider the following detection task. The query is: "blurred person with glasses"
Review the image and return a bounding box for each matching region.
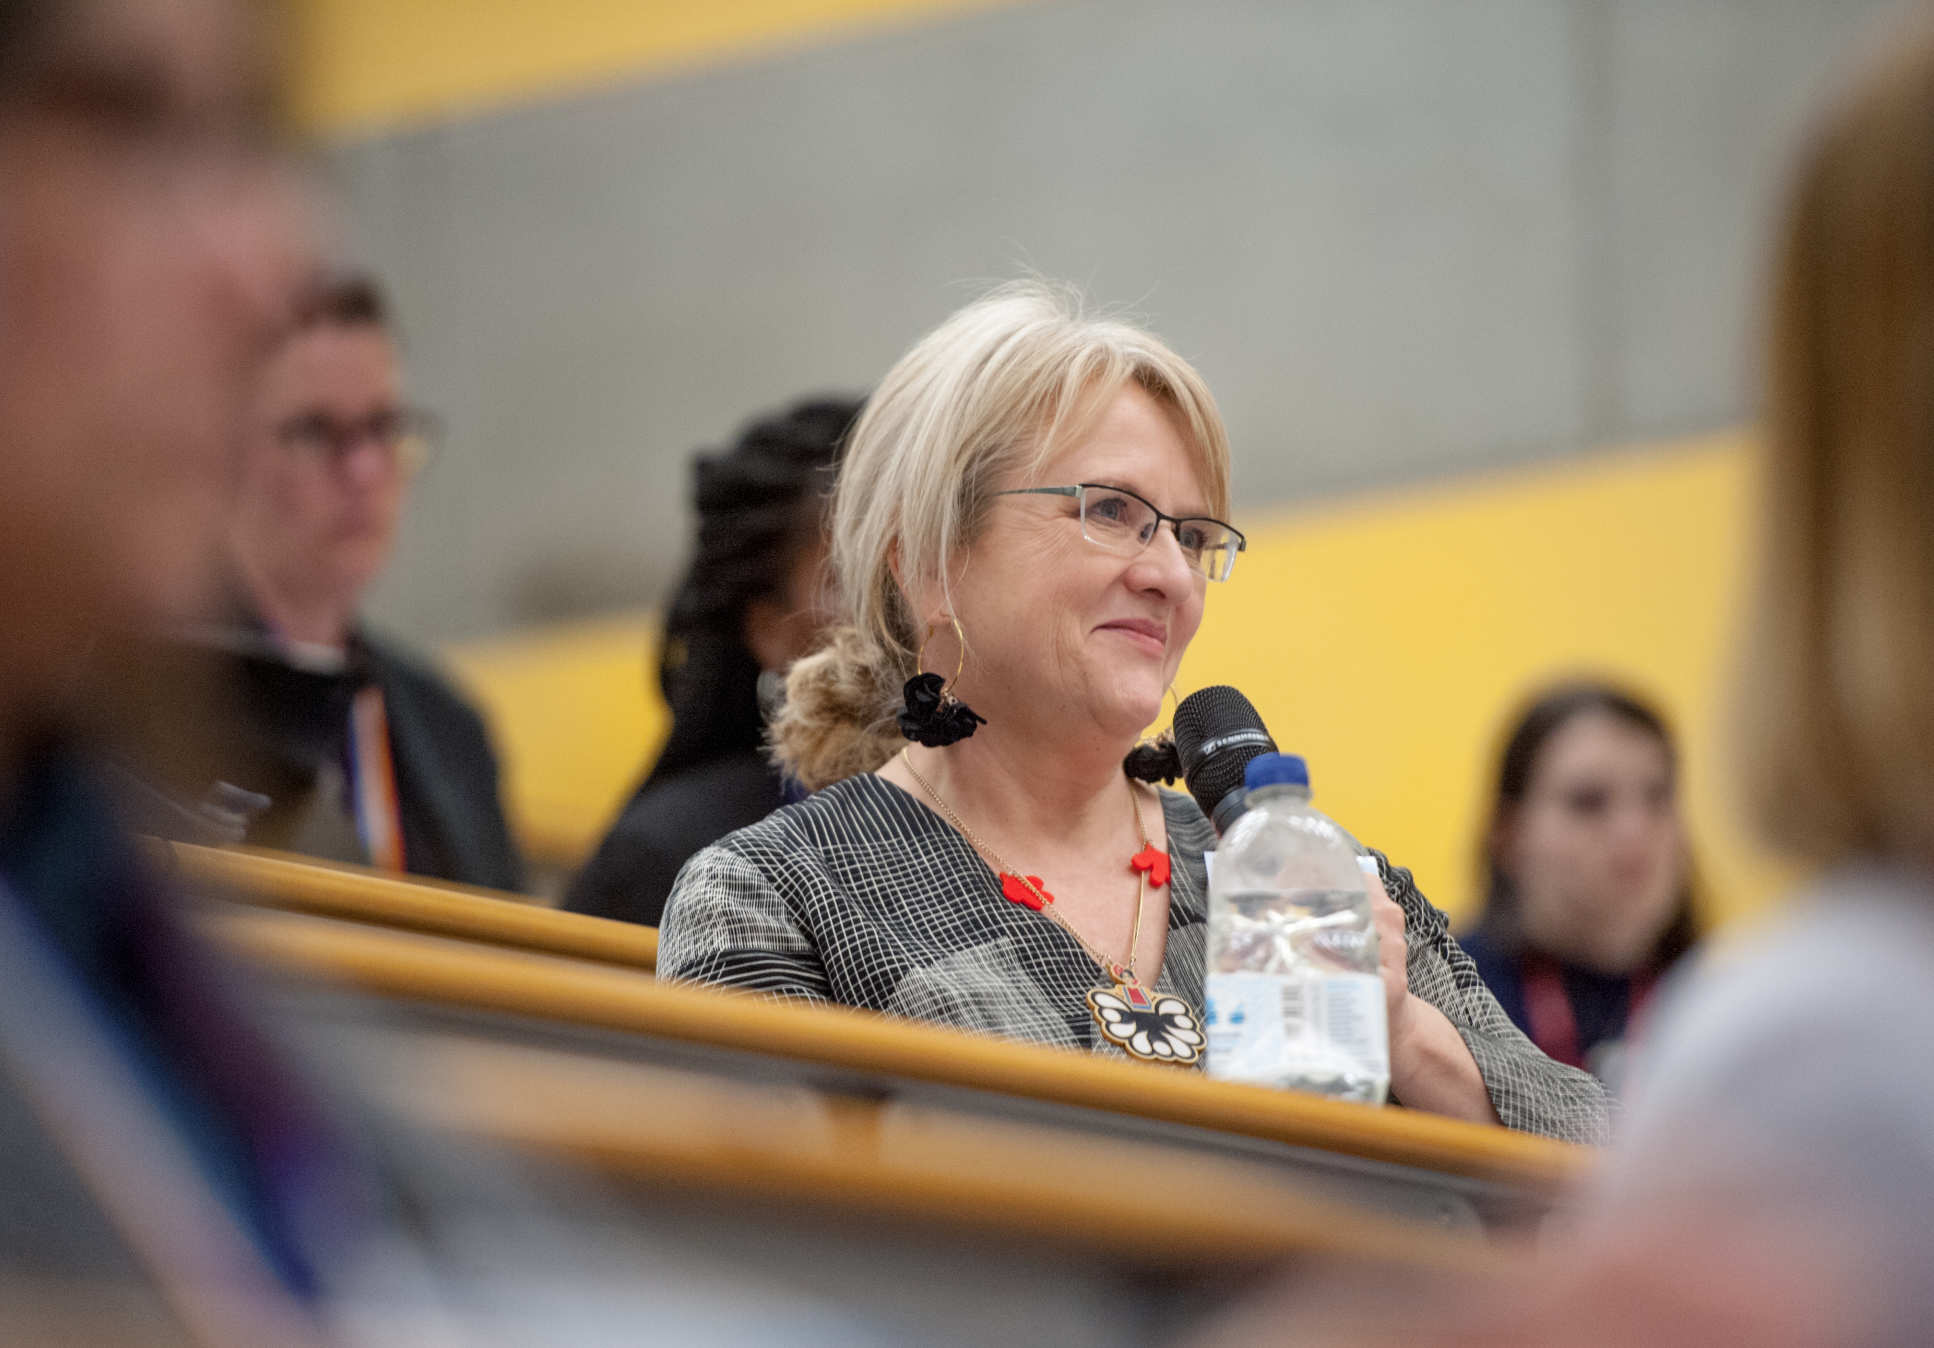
[658,282,1609,1142]
[121,273,523,891]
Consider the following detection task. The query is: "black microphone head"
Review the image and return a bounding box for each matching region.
[1172,686,1277,824]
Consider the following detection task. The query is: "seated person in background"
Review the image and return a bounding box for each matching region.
[128,273,523,891]
[660,282,1610,1143]
[566,396,862,927]
[1460,682,1700,1087]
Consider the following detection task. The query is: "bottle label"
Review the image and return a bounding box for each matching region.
[1204,970,1389,1090]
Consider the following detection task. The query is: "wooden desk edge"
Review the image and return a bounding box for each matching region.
[206,908,1592,1194]
[388,1035,1508,1274]
[152,839,658,970]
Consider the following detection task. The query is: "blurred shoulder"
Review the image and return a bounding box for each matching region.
[1641,866,1934,1071]
[357,629,488,732]
[1614,865,1934,1177]
[618,752,780,831]
[706,772,955,863]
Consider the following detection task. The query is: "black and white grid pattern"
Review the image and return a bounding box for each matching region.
[658,774,1611,1144]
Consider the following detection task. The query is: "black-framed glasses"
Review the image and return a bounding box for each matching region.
[995,483,1246,582]
[274,407,441,476]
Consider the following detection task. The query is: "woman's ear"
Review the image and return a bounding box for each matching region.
[889,538,943,631]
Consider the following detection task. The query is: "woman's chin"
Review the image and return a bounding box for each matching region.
[1087,685,1167,746]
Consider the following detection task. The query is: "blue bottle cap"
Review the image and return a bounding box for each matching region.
[1244,753,1309,791]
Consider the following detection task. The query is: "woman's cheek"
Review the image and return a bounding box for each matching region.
[1169,602,1206,674]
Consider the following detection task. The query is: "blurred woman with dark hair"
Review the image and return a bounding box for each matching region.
[1461,682,1699,1085]
[565,396,863,926]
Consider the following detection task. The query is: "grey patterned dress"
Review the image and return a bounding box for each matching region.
[658,773,1610,1144]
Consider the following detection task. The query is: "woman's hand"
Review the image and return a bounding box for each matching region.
[1362,857,1414,1043]
[1360,855,1501,1125]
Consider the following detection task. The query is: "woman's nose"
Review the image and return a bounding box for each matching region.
[1610,800,1663,847]
[1130,522,1197,595]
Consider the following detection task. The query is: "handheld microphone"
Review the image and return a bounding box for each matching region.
[1171,685,1277,834]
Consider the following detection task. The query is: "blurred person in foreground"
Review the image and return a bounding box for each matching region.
[131,272,523,891]
[565,395,862,927]
[0,6,890,1342]
[1197,14,1934,1347]
[659,282,1610,1143]
[0,0,341,1335]
[1460,682,1700,1087]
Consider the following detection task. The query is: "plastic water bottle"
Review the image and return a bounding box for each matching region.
[1204,754,1389,1103]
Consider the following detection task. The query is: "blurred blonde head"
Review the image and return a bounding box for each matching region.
[774,281,1230,789]
[1742,20,1934,868]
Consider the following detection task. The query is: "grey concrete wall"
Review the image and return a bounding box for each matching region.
[330,0,1907,641]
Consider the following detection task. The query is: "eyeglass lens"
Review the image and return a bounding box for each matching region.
[280,409,435,472]
[1077,486,1239,581]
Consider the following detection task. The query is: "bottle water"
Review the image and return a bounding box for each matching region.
[1204,754,1389,1103]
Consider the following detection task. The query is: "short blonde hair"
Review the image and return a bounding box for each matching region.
[1739,21,1934,868]
[773,281,1231,788]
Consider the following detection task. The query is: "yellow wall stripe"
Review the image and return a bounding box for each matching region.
[448,430,1792,929]
[1171,431,1789,933]
[287,0,1029,137]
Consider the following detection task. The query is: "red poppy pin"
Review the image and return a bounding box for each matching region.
[1000,873,1052,910]
[1129,845,1171,888]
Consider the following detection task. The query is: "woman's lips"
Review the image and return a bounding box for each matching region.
[1098,618,1167,657]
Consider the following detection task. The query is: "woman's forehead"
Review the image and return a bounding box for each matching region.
[1537,713,1672,781]
[1028,386,1215,507]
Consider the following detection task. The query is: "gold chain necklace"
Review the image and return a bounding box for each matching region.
[899,749,1204,1066]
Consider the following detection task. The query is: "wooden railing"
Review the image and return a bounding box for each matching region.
[362,1026,1514,1273]
[153,839,657,970]
[203,904,1589,1195]
[160,840,1585,1319]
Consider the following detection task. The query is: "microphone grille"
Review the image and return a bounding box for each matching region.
[1172,686,1276,821]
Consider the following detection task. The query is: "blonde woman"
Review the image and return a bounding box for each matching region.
[658,283,1608,1141]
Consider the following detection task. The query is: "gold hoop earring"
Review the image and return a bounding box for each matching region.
[916,614,969,698]
[898,614,986,746]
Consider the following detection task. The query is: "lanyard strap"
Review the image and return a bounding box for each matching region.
[1522,954,1657,1071]
[346,685,405,872]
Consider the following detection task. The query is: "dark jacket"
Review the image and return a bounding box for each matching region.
[120,614,523,893]
[0,747,373,1318]
[1460,923,1655,1082]
[565,747,784,927]
[365,634,525,892]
